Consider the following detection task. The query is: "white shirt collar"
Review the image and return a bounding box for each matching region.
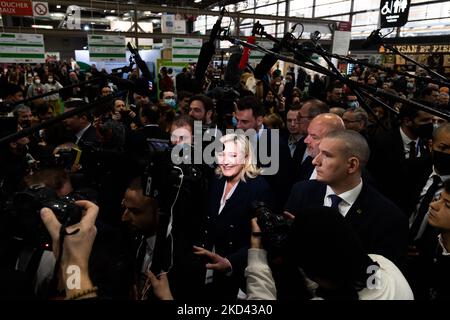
[400,127,419,151]
[257,124,265,138]
[75,123,91,143]
[324,179,363,217]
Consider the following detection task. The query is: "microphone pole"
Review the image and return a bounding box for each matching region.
[307,36,395,129]
[0,93,121,146]
[5,76,104,111]
[321,51,450,87]
[365,29,449,83]
[194,7,226,91]
[220,33,450,121]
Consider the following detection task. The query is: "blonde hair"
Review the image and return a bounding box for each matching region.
[215,133,261,182]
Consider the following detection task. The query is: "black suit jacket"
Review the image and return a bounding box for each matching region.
[367,127,432,216]
[285,180,408,269]
[77,124,99,146]
[257,128,293,213]
[198,175,273,299]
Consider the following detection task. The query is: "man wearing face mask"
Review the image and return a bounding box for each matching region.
[367,105,434,216]
[407,123,450,300]
[161,91,178,112]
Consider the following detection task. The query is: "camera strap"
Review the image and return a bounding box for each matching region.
[48,225,80,297]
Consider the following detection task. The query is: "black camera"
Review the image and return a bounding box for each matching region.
[252,201,292,255]
[12,184,82,249]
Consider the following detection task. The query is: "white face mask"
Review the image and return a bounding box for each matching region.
[35,79,41,84]
[48,77,53,82]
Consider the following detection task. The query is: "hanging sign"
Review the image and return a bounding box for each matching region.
[380,0,411,28]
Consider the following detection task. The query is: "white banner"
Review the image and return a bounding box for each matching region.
[0,33,45,63]
[172,38,202,63]
[88,35,126,62]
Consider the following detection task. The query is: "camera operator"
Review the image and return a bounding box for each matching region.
[40,200,99,300]
[1,164,132,299]
[245,206,413,300]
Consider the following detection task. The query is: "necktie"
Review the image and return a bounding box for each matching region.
[408,141,417,159]
[409,175,442,241]
[329,194,343,210]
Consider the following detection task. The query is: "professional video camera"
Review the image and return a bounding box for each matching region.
[251,201,292,256]
[11,184,82,250]
[142,139,205,205]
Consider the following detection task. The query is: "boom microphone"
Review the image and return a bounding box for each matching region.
[194,7,226,83]
[253,43,280,80]
[361,29,382,50]
[127,42,152,82]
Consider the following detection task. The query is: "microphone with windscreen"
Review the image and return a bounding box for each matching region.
[194,7,226,87]
[126,42,152,97]
[224,51,243,87]
[127,42,152,82]
[361,29,382,50]
[253,43,280,80]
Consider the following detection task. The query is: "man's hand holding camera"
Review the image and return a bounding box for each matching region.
[40,200,98,299]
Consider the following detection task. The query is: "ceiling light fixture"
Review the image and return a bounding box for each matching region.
[31,24,53,29]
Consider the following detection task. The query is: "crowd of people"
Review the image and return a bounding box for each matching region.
[0,57,449,301]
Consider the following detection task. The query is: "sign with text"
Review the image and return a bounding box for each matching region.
[88,35,126,62]
[332,22,352,55]
[0,0,49,17]
[0,0,32,16]
[0,33,45,63]
[380,0,411,28]
[380,44,450,54]
[172,38,202,63]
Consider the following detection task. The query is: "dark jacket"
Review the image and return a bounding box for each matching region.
[367,127,432,216]
[285,180,408,269]
[198,175,273,300]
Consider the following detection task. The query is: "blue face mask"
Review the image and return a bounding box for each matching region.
[232,116,238,127]
[164,98,177,109]
[347,101,359,109]
[406,82,414,89]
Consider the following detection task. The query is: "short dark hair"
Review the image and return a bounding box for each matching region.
[326,81,343,93]
[177,90,193,101]
[140,103,159,124]
[303,99,329,118]
[64,99,93,121]
[398,104,421,121]
[23,168,69,191]
[4,83,22,98]
[236,95,265,118]
[325,129,370,167]
[172,115,193,131]
[189,94,214,112]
